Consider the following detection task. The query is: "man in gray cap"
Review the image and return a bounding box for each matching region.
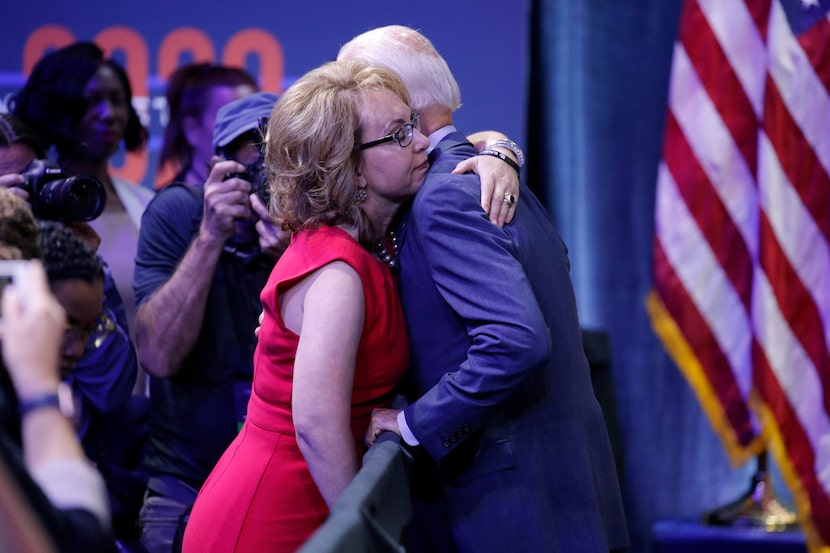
[132,91,285,553]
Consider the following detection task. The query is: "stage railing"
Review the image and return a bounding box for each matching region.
[297,432,413,553]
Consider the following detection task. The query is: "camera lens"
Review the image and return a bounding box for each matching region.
[36,175,106,221]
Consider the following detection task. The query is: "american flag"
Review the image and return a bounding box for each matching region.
[647,0,830,550]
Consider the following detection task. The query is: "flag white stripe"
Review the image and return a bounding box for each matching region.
[656,162,753,398]
[698,0,767,118]
[758,133,830,353]
[768,0,830,177]
[669,44,760,256]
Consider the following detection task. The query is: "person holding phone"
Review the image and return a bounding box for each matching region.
[0,257,115,553]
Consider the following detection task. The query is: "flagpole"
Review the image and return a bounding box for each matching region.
[702,451,798,531]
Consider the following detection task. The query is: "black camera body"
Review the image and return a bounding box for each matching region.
[20,159,106,222]
[224,156,270,206]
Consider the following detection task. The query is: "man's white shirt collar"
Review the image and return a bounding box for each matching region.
[427,125,457,154]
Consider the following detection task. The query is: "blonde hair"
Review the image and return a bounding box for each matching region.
[337,25,461,114]
[264,59,410,249]
[0,189,40,260]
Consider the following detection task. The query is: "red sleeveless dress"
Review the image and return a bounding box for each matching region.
[182,226,409,552]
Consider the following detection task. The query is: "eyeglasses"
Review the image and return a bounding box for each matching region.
[359,113,421,150]
[63,311,116,353]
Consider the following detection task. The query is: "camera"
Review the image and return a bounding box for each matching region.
[20,159,106,222]
[224,154,270,206]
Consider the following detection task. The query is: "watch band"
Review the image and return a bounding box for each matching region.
[479,149,521,175]
[18,393,61,417]
[486,139,525,169]
[17,382,75,419]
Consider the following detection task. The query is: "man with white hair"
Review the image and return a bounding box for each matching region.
[342,26,629,553]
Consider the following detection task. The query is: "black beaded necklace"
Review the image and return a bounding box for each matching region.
[375,231,399,273]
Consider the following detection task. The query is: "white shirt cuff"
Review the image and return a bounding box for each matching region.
[397,410,420,446]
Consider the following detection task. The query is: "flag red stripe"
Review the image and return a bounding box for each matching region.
[752,341,830,545]
[680,0,759,174]
[662,113,754,311]
[763,76,830,244]
[653,240,757,446]
[758,214,830,416]
[797,16,830,93]
[746,0,773,42]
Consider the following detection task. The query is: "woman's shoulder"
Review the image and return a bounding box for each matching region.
[296,226,365,256]
[282,226,374,276]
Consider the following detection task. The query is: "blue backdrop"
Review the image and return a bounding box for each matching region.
[2,0,527,190]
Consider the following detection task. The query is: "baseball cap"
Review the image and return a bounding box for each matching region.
[212,91,279,151]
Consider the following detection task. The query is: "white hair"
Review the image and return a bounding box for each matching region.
[337,25,461,114]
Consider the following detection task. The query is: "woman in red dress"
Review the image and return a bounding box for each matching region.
[181,59,430,553]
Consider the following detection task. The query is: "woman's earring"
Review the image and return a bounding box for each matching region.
[356,188,367,203]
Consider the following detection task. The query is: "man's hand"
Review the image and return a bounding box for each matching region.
[201,159,253,242]
[249,192,289,259]
[365,407,402,447]
[0,173,31,203]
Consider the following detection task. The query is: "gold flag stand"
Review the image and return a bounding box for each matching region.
[702,451,799,531]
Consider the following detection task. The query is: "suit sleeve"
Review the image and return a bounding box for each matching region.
[403,174,551,461]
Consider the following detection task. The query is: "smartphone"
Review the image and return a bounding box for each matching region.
[0,260,28,320]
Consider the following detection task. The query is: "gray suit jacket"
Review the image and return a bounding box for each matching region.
[398,132,628,552]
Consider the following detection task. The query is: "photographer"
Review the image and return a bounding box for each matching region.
[133,91,287,553]
[0,113,106,234]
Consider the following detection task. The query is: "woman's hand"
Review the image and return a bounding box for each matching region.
[0,261,66,401]
[453,154,519,227]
